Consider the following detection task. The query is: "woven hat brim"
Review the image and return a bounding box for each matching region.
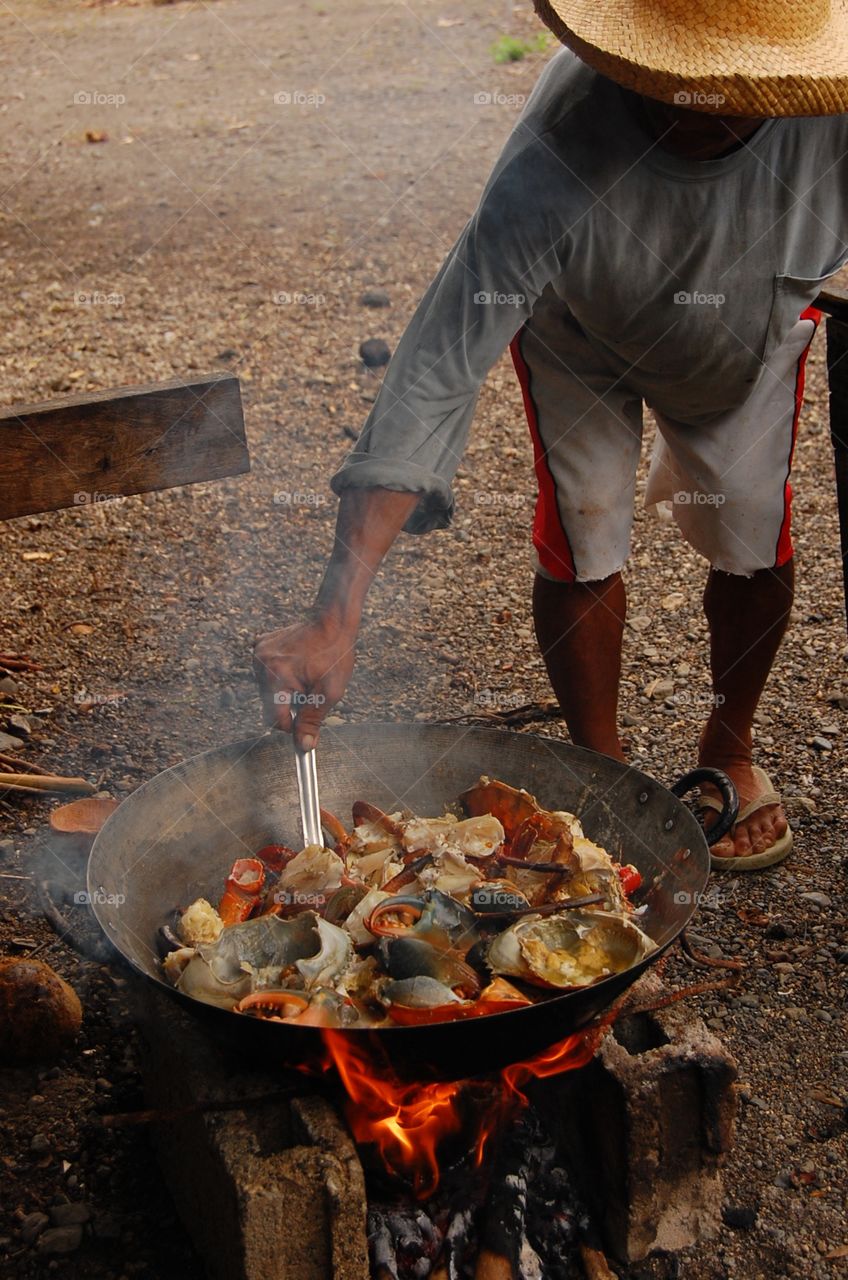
[534,0,848,116]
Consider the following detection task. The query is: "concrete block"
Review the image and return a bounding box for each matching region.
[132,982,369,1280]
[541,972,738,1264]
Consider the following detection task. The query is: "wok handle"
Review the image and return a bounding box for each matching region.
[669,767,739,848]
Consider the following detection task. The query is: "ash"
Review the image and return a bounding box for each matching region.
[367,1107,588,1279]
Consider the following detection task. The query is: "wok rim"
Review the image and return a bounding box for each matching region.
[87,724,710,1042]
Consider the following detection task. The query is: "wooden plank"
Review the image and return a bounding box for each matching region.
[816,285,848,322]
[0,372,249,520]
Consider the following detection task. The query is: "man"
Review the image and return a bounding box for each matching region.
[254,0,848,870]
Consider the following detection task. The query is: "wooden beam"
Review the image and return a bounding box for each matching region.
[0,372,249,520]
[816,285,848,322]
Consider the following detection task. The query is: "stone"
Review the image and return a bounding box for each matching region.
[628,615,652,632]
[49,1203,91,1227]
[0,731,24,752]
[359,337,391,368]
[810,736,833,751]
[358,289,390,308]
[722,1205,758,1230]
[30,1132,50,1154]
[0,676,19,696]
[644,678,674,700]
[20,1211,49,1245]
[35,1225,83,1254]
[800,891,832,908]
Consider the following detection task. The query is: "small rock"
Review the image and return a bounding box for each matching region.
[323,715,345,727]
[0,837,14,856]
[628,615,651,632]
[218,688,236,710]
[722,1205,758,1230]
[818,722,840,736]
[813,1009,833,1023]
[800,891,832,908]
[359,289,390,307]
[342,425,358,441]
[620,712,638,728]
[7,713,31,737]
[0,731,24,752]
[810,736,832,751]
[359,338,391,368]
[739,994,759,1008]
[49,1203,90,1228]
[36,1225,82,1254]
[20,1211,49,1245]
[0,676,19,696]
[95,1077,112,1092]
[30,1132,50,1155]
[644,678,674,700]
[661,591,685,610]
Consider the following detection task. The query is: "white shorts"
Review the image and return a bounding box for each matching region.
[510,304,821,581]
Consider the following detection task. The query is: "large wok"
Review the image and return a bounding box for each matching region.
[87,725,736,1080]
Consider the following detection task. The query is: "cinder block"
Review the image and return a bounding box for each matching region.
[540,972,738,1264]
[132,982,370,1280]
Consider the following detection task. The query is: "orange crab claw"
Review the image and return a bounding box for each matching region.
[364,898,424,938]
[235,990,310,1022]
[219,857,266,925]
[351,801,404,837]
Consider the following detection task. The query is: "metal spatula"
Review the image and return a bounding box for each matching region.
[294,737,323,849]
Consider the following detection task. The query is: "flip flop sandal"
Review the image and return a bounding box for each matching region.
[697,765,793,871]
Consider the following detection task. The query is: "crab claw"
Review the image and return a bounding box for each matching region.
[234,990,310,1022]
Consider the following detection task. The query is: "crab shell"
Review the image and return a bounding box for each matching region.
[486,909,656,990]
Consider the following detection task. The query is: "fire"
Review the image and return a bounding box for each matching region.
[320,1025,603,1198]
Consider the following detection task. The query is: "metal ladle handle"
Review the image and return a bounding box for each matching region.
[294,735,323,849]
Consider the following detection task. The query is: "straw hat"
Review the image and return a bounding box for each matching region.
[533,0,848,116]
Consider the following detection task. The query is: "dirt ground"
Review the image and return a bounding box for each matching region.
[0,1,846,1277]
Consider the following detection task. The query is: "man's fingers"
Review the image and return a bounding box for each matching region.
[292,696,331,751]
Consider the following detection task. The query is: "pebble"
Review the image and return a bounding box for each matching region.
[813,1009,833,1023]
[359,289,390,307]
[0,730,24,752]
[49,1203,90,1227]
[723,1205,758,1230]
[20,1211,49,1245]
[800,891,832,908]
[644,677,674,699]
[628,615,651,632]
[810,736,832,751]
[36,1225,83,1254]
[30,1132,50,1154]
[0,675,19,696]
[359,337,391,368]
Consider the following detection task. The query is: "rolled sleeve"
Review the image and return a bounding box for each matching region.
[330,138,568,533]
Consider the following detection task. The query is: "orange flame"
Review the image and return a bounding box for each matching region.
[320,1026,603,1198]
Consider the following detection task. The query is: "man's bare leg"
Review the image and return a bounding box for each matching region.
[698,561,793,859]
[533,571,626,762]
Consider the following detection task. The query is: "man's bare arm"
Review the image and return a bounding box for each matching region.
[253,487,420,748]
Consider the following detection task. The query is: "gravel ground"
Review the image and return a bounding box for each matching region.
[0,2,846,1277]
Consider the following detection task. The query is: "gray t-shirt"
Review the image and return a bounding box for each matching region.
[331,48,848,533]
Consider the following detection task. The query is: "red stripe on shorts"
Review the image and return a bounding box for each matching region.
[775,305,821,567]
[509,328,576,582]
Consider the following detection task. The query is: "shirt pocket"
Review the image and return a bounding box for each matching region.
[762,265,846,366]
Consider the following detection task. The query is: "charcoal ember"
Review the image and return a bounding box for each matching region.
[368,1202,442,1279]
[481,1109,585,1279]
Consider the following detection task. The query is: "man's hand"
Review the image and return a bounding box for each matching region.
[253,486,421,748]
[253,615,357,749]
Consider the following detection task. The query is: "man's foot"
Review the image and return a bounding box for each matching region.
[697,759,790,862]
